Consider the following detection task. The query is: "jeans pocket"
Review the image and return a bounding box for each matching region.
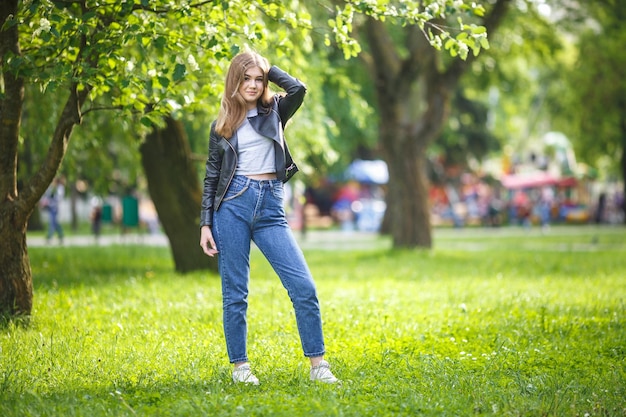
[271,182,284,201]
[223,182,249,202]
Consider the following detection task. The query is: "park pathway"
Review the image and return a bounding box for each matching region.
[27,225,622,251]
[26,230,388,251]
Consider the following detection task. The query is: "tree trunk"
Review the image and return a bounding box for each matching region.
[140,116,217,273]
[1,0,32,318]
[1,0,91,318]
[361,2,512,248]
[0,211,33,318]
[363,19,447,249]
[383,136,433,247]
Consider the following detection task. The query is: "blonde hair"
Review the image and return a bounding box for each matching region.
[215,51,274,138]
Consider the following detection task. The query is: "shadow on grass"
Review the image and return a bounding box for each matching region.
[0,370,347,417]
[29,246,180,290]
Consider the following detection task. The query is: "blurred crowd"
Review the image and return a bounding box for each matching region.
[297,174,624,232]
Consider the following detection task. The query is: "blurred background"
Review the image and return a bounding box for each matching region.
[13,0,624,241]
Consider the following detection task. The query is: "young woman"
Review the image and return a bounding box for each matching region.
[199,51,338,385]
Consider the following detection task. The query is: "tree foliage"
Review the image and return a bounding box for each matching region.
[547,0,626,180]
[442,0,564,173]
[6,1,492,190]
[2,0,491,317]
[327,0,510,248]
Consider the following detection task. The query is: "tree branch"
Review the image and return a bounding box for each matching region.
[363,17,402,97]
[19,2,96,213]
[131,0,215,14]
[398,21,439,92]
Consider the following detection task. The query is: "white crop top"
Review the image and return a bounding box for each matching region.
[235,109,276,176]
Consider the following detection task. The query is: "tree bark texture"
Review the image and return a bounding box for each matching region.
[383,128,434,248]
[0,85,88,317]
[1,0,90,317]
[361,0,512,248]
[140,117,217,273]
[0,220,33,318]
[1,0,31,317]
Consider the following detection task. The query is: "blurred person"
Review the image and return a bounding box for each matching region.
[513,190,532,228]
[41,176,65,244]
[486,189,503,227]
[90,196,103,242]
[331,181,359,231]
[540,186,555,230]
[595,192,606,224]
[199,51,339,385]
[615,192,625,223]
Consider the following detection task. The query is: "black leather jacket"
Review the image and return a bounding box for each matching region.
[200,66,305,228]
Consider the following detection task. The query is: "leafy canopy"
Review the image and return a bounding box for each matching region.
[5,0,490,124]
[326,0,490,59]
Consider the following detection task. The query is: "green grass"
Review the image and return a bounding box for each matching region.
[1,226,625,416]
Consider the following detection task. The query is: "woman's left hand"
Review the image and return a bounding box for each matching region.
[200,226,219,257]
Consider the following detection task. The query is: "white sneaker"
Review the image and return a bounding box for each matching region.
[310,360,339,384]
[232,364,259,385]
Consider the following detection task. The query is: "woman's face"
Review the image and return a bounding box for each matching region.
[239,66,264,109]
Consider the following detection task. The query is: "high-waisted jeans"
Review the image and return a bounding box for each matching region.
[213,175,326,363]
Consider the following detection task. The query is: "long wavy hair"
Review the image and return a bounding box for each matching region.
[215,51,273,138]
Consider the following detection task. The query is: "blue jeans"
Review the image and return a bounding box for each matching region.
[47,208,64,241]
[213,175,326,363]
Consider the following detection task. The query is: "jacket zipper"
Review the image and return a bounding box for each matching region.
[217,137,238,211]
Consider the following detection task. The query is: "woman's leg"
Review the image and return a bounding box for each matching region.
[212,176,255,364]
[251,180,326,359]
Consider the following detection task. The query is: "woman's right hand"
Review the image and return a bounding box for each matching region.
[200,225,219,257]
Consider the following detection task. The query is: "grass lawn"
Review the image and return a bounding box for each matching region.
[1,225,625,416]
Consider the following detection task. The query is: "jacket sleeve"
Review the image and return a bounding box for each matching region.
[268,65,306,126]
[200,123,222,227]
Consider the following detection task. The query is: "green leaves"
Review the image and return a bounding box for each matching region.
[326,1,491,60]
[11,0,493,129]
[7,2,239,121]
[326,4,362,59]
[172,63,186,82]
[439,21,490,59]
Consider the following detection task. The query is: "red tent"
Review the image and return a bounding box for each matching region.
[501,172,577,189]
